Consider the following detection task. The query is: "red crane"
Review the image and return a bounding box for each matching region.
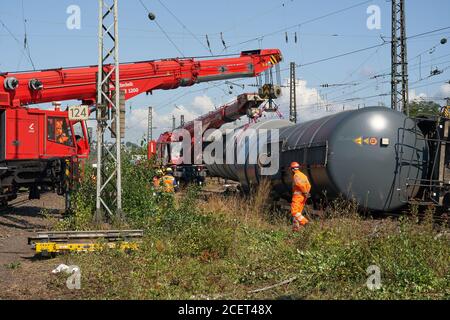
[154,93,267,184]
[0,49,282,204]
[155,93,264,161]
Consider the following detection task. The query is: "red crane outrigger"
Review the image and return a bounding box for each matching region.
[0,49,282,204]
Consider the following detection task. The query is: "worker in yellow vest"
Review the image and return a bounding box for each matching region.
[290,162,311,231]
[161,167,178,193]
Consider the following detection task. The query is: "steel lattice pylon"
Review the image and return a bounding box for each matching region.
[95,0,123,221]
[391,0,409,115]
[289,62,297,123]
[147,106,153,142]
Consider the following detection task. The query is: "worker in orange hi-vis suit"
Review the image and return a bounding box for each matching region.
[153,170,162,188]
[55,119,69,144]
[290,162,311,231]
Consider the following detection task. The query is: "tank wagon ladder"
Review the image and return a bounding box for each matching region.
[398,114,450,209]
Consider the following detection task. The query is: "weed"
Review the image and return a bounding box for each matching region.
[4,262,21,270]
[49,154,450,300]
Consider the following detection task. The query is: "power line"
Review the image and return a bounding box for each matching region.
[272,26,450,101]
[152,25,449,116]
[299,43,388,68]
[137,0,185,57]
[223,0,372,50]
[214,0,295,36]
[326,59,450,102]
[410,79,450,90]
[408,26,450,40]
[0,18,35,69]
[156,0,213,55]
[292,26,450,70]
[20,0,35,70]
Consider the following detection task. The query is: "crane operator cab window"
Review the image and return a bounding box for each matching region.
[47,117,73,147]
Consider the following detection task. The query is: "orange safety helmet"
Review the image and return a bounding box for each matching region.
[290,162,301,170]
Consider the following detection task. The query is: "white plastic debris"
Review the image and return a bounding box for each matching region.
[52,264,79,274]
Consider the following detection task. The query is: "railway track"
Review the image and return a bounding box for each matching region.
[195,181,450,225]
[0,192,31,214]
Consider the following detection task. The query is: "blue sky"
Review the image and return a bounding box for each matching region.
[1,0,450,142]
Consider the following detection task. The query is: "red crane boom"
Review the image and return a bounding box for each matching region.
[0,49,282,107]
[154,93,267,183]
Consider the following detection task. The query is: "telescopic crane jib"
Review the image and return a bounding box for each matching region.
[0,50,282,108]
[0,49,282,207]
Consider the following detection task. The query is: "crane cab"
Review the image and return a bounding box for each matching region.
[0,106,90,204]
[0,107,89,161]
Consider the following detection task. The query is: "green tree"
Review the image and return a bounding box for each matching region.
[407,100,441,117]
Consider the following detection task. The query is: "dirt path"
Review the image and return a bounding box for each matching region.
[0,193,65,299]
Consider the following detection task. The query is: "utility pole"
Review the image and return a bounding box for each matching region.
[95,0,122,221]
[391,0,409,115]
[289,62,297,123]
[172,115,176,130]
[148,106,153,141]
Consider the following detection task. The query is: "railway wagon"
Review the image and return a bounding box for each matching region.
[206,107,449,212]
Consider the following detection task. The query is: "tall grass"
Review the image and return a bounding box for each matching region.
[49,158,449,300]
[46,155,450,299]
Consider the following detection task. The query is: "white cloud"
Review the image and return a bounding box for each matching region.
[191,95,215,114]
[409,89,427,101]
[439,83,450,98]
[359,66,376,78]
[277,79,355,123]
[125,94,217,141]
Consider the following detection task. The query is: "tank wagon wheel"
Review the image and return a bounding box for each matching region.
[0,199,7,208]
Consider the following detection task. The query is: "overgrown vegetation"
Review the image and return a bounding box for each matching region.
[408,100,441,117]
[49,153,450,300]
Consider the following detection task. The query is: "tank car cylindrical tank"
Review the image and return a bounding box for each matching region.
[206,107,429,212]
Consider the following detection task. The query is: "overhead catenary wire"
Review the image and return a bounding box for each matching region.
[137,0,185,57]
[0,18,35,70]
[325,52,450,96]
[265,26,450,100]
[288,26,449,71]
[323,58,450,103]
[288,77,449,112]
[20,0,35,70]
[153,81,231,112]
[155,0,213,55]
[222,0,372,51]
[213,0,296,36]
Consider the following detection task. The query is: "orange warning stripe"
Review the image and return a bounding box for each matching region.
[269,55,280,65]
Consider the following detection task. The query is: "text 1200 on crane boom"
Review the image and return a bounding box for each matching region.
[0,49,282,205]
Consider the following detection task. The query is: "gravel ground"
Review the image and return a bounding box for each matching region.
[0,192,66,299]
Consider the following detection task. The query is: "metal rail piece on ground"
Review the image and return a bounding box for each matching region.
[28,230,144,255]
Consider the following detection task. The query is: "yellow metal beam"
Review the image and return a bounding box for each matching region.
[34,242,139,254]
